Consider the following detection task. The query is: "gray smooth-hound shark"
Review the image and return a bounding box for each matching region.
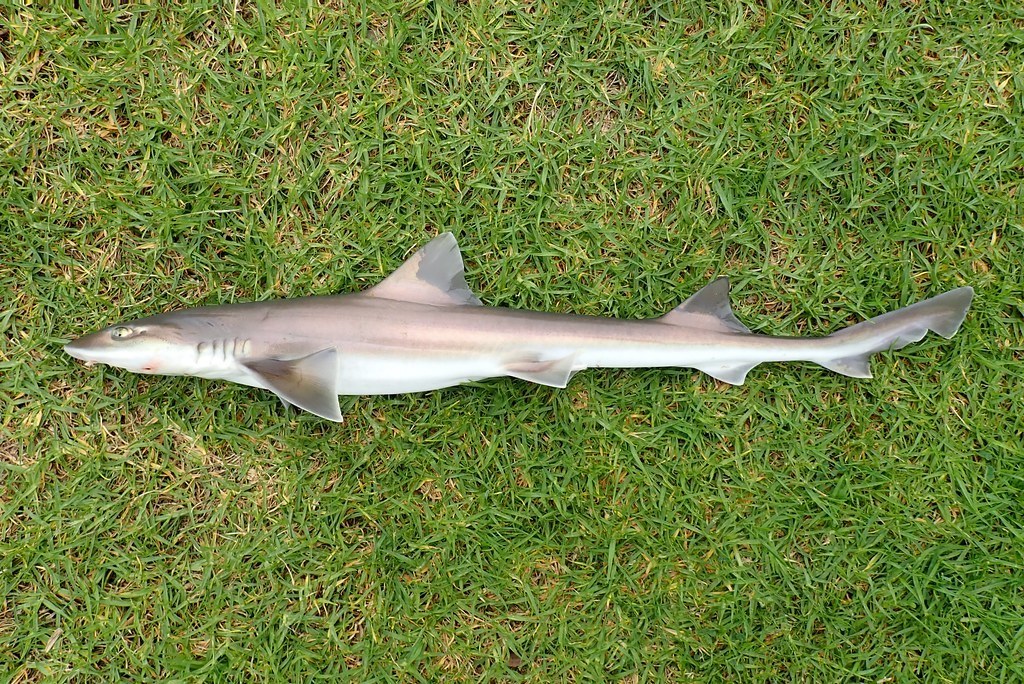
[65,233,973,421]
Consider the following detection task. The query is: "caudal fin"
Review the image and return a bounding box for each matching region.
[820,286,973,378]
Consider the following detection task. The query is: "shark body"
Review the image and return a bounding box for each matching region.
[65,233,973,421]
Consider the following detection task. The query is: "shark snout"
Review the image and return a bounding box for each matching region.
[64,339,97,366]
[63,326,189,375]
[63,331,115,366]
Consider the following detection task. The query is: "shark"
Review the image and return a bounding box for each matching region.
[64,233,973,422]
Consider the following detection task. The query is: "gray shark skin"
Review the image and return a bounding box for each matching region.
[65,233,973,422]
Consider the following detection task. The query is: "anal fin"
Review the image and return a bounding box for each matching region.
[505,354,578,388]
[692,361,759,385]
[243,348,343,422]
[818,355,873,378]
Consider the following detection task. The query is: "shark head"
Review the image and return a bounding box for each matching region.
[65,306,345,422]
[64,313,198,376]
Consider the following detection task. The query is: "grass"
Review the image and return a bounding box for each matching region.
[1,0,1022,680]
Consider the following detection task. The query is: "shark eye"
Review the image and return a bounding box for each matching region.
[111,326,135,340]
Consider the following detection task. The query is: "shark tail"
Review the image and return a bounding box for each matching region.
[818,286,974,378]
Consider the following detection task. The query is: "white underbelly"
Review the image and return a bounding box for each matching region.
[337,342,787,395]
[196,338,817,398]
[336,353,508,395]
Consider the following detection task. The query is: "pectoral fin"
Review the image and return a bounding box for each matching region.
[243,348,343,422]
[505,354,578,388]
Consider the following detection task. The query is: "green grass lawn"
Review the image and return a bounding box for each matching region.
[2,1,1022,680]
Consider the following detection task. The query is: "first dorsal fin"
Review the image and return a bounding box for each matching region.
[364,233,482,307]
[660,277,750,334]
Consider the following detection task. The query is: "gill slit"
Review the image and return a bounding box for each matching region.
[195,338,252,364]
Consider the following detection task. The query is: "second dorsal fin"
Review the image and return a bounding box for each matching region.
[364,233,482,307]
[660,277,750,334]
